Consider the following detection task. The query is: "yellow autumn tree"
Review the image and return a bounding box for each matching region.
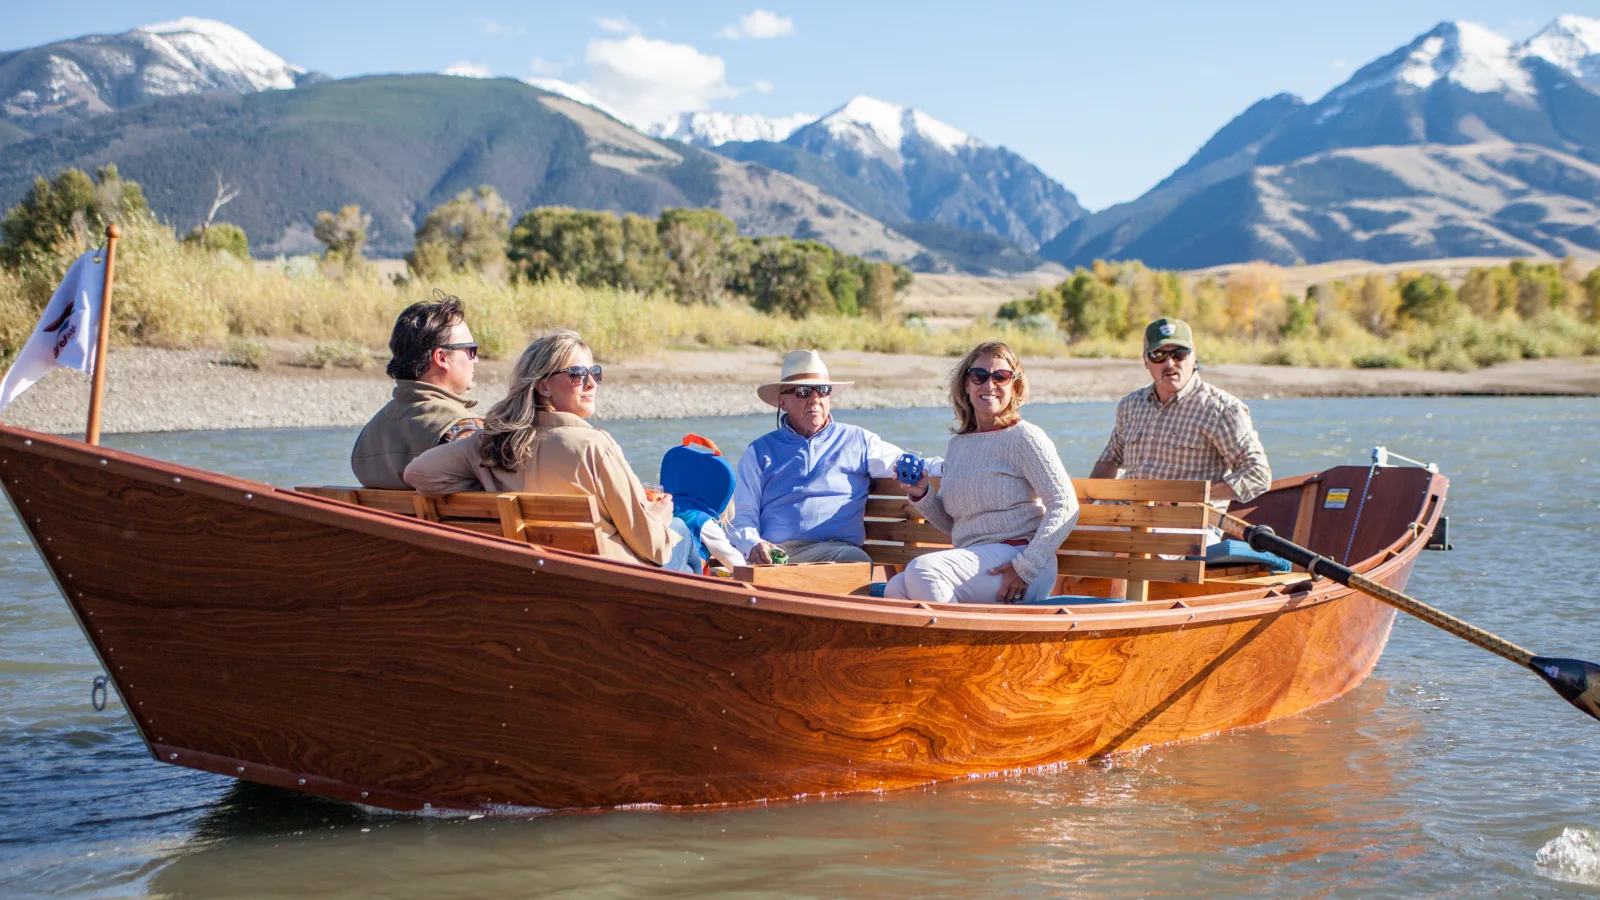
[1222,262,1284,336]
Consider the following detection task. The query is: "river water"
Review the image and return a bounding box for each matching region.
[1,397,1597,898]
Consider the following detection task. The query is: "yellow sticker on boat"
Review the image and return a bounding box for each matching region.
[1324,488,1350,509]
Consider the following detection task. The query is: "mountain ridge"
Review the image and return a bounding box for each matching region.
[0,76,927,263]
[1043,14,1600,269]
[0,17,325,136]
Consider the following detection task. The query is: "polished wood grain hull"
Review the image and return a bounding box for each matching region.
[0,427,1445,812]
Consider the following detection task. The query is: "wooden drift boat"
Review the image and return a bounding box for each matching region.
[0,424,1449,812]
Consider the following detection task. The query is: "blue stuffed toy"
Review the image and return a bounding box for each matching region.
[660,435,741,573]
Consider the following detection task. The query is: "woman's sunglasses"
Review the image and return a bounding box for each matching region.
[1145,347,1192,364]
[966,367,1015,386]
[781,385,832,399]
[545,365,603,384]
[440,341,478,360]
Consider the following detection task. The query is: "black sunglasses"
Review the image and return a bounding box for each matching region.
[966,367,1015,386]
[439,341,478,360]
[781,384,832,399]
[1145,347,1192,364]
[545,364,603,384]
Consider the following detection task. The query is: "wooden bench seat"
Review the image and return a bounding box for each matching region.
[864,477,1215,602]
[294,486,603,554]
[297,480,1232,602]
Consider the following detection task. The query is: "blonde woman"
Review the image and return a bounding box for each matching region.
[887,341,1079,603]
[404,328,690,569]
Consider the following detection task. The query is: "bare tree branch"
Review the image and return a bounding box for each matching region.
[200,172,240,231]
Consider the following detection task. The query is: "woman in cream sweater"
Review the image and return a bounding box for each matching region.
[405,328,690,569]
[888,341,1079,603]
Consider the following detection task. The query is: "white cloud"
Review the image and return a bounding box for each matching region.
[716,9,796,40]
[752,78,774,94]
[1331,58,1349,70]
[595,16,640,35]
[443,60,493,78]
[474,17,524,37]
[528,55,568,76]
[579,34,734,126]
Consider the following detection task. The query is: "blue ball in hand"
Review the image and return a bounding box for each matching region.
[895,453,926,485]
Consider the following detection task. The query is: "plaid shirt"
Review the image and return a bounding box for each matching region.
[1097,375,1271,502]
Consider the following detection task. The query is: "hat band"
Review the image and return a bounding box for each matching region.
[782,372,828,382]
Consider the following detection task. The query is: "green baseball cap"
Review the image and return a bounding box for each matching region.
[1143,317,1194,353]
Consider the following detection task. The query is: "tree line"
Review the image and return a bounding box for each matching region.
[0,168,911,322]
[404,187,911,319]
[1002,258,1600,338]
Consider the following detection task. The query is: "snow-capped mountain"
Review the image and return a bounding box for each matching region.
[723,95,1082,250]
[805,96,982,161]
[648,111,817,147]
[1254,18,1600,166]
[1521,14,1600,89]
[1334,19,1533,97]
[1043,14,1600,269]
[135,18,306,93]
[0,17,323,135]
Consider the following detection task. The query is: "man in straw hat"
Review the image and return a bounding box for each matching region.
[731,349,938,565]
[1090,317,1271,506]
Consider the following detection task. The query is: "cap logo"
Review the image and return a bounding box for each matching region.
[1159,323,1174,336]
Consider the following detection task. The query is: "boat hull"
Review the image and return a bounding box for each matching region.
[0,428,1439,811]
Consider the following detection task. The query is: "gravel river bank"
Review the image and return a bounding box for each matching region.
[3,347,1597,435]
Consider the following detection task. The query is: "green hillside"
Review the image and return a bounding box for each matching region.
[0,75,709,256]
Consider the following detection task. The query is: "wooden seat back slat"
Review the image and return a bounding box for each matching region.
[862,476,1211,587]
[869,477,1216,504]
[294,486,603,554]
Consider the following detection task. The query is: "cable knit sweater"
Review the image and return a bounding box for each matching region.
[910,420,1079,584]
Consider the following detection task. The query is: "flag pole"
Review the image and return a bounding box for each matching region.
[84,224,119,446]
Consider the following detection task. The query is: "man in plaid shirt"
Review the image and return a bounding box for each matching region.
[1089,318,1271,504]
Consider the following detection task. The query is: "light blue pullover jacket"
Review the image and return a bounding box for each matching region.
[730,417,911,555]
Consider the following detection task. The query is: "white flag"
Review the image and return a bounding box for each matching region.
[0,249,106,413]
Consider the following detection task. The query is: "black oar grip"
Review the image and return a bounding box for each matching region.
[1242,525,1356,586]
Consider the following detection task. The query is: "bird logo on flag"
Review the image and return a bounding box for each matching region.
[41,300,74,334]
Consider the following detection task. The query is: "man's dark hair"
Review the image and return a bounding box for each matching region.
[387,291,466,381]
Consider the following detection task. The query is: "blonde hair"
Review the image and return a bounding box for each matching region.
[949,341,1028,434]
[480,328,589,470]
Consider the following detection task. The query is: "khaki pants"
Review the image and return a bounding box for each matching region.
[780,539,873,564]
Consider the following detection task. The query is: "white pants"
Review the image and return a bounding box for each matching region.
[884,543,1049,604]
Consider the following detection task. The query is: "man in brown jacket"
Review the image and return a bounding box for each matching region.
[351,293,483,488]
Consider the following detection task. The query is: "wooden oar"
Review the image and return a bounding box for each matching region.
[1216,512,1599,724]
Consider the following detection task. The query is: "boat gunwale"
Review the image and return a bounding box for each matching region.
[0,425,1445,635]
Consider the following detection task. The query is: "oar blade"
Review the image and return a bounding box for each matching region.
[1531,656,1600,723]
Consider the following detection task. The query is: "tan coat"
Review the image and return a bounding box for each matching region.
[351,381,479,489]
[402,411,675,566]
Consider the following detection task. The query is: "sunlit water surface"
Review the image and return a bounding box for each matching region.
[1,397,1597,898]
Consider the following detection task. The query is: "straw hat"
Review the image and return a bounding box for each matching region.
[756,349,854,408]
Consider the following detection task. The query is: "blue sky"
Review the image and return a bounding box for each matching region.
[6,1,1595,210]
